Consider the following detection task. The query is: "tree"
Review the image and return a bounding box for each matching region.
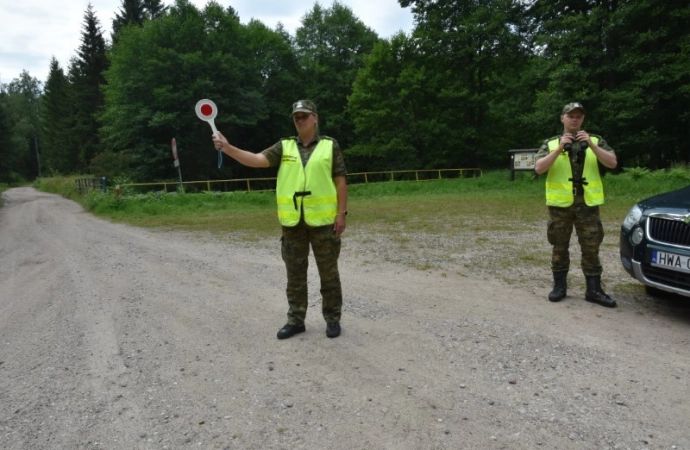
[143,0,168,19]
[1,71,43,180]
[348,33,425,171]
[112,0,169,42]
[101,0,303,182]
[390,0,532,168]
[606,0,690,167]
[294,1,380,151]
[525,0,690,168]
[0,93,16,182]
[240,20,303,149]
[70,4,108,171]
[112,0,145,39]
[40,58,78,174]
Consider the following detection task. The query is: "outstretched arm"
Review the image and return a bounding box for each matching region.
[213,132,270,168]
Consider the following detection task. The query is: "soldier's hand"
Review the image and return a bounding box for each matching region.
[576,130,591,144]
[212,132,228,151]
[559,134,575,152]
[334,214,346,237]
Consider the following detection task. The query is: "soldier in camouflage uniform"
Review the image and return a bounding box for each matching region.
[213,100,348,338]
[534,102,618,308]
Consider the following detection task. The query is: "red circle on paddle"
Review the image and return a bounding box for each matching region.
[195,99,218,121]
[200,104,213,117]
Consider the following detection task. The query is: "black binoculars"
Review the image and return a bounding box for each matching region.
[563,132,589,152]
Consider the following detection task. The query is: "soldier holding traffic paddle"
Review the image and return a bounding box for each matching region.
[211,100,348,339]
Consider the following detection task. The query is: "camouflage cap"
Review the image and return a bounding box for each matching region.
[291,100,317,116]
[562,102,586,115]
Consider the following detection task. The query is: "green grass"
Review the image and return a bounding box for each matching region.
[32,168,690,236]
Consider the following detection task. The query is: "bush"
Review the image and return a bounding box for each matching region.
[34,176,83,200]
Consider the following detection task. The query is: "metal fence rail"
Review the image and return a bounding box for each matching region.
[75,177,108,194]
[348,168,482,184]
[105,168,483,195]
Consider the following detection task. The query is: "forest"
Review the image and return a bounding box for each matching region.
[0,0,688,184]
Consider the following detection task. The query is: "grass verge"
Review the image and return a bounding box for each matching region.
[30,168,690,290]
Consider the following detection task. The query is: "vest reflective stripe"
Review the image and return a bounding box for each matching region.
[545,136,604,207]
[276,139,337,227]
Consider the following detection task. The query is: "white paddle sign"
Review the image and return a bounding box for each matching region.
[195,99,219,137]
[195,99,223,168]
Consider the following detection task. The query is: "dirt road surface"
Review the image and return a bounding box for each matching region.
[1,187,689,450]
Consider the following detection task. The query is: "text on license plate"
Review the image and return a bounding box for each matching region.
[651,251,690,274]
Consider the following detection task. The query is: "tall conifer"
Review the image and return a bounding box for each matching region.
[41,58,78,174]
[0,94,15,182]
[112,0,145,39]
[143,0,167,20]
[70,4,108,170]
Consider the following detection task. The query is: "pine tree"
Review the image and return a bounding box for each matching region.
[71,4,108,170]
[143,0,167,20]
[112,0,145,40]
[0,93,15,182]
[41,58,78,174]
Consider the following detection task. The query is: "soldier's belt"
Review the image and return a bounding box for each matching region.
[293,191,312,210]
[569,177,589,197]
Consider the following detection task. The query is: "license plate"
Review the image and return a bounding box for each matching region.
[651,251,690,274]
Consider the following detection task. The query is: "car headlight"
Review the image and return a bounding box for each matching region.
[631,226,644,245]
[622,205,643,230]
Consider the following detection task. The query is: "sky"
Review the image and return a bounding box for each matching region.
[0,0,415,85]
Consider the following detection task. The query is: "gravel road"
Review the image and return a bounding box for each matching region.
[1,186,689,450]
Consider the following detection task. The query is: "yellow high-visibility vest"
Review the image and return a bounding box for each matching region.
[545,136,604,207]
[276,139,337,226]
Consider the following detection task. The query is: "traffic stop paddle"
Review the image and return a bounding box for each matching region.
[195,99,223,168]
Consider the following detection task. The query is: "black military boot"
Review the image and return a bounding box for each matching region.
[548,272,568,302]
[585,276,617,308]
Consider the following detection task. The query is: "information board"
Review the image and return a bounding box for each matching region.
[508,148,539,180]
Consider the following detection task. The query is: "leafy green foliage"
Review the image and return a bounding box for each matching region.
[3,0,690,185]
[89,149,135,180]
[348,34,422,172]
[294,2,380,151]
[0,71,42,181]
[524,0,690,169]
[33,174,83,201]
[355,0,535,170]
[101,0,302,182]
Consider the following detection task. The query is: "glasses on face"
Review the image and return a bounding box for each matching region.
[293,114,312,122]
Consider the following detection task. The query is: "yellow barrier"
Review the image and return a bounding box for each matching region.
[116,168,482,194]
[348,168,482,184]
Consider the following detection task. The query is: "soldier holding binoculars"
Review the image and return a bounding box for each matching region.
[534,102,618,308]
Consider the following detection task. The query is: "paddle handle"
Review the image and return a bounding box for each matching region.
[208,119,219,138]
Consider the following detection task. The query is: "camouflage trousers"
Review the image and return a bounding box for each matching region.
[547,195,604,276]
[281,221,342,326]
